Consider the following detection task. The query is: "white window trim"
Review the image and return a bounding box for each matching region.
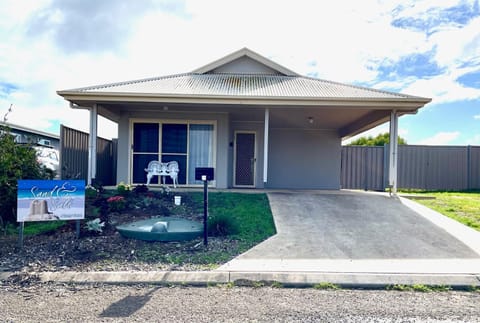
[129,118,217,187]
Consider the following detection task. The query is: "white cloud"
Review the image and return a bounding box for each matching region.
[418,131,461,145]
[0,0,479,141]
[474,115,480,119]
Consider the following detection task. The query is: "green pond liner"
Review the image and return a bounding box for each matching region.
[116,217,203,242]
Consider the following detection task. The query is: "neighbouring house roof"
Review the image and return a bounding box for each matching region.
[0,121,59,139]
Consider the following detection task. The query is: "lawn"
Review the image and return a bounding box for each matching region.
[408,191,480,231]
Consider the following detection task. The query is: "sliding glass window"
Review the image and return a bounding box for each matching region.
[131,121,215,185]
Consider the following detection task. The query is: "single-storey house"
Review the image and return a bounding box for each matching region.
[57,48,431,192]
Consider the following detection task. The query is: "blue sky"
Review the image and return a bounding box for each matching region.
[0,0,479,145]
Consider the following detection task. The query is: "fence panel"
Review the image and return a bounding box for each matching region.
[341,146,384,190]
[469,146,480,189]
[342,145,480,191]
[60,125,116,185]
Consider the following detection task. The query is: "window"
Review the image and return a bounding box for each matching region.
[131,121,215,185]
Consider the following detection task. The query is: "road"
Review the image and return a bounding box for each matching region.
[1,283,479,322]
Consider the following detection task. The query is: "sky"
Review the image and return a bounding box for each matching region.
[0,0,479,145]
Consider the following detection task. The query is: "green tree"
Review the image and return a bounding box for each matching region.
[0,125,47,227]
[347,132,407,146]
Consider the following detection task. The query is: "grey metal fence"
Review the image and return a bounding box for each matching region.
[59,125,117,185]
[341,145,480,191]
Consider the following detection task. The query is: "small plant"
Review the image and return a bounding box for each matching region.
[467,286,480,292]
[116,182,131,196]
[107,195,126,213]
[208,213,239,237]
[85,185,98,198]
[386,284,450,292]
[313,282,340,290]
[252,281,265,288]
[85,218,105,233]
[271,281,283,288]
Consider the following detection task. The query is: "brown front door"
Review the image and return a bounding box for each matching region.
[234,132,256,187]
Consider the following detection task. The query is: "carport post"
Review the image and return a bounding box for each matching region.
[388,110,398,195]
[87,104,98,186]
[263,108,269,184]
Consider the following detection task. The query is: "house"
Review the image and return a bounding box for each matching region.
[0,121,60,150]
[1,122,60,175]
[57,48,431,191]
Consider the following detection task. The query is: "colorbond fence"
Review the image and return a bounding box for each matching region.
[59,125,117,185]
[341,145,480,191]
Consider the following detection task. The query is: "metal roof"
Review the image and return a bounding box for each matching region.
[66,73,421,100]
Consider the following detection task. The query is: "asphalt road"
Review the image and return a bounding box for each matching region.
[1,283,479,322]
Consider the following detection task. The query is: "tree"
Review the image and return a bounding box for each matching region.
[347,132,407,146]
[0,125,48,228]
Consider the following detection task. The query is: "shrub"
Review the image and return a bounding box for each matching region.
[107,195,126,213]
[133,184,149,194]
[208,213,239,237]
[0,125,46,227]
[116,182,131,196]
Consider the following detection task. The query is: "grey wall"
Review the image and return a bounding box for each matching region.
[267,129,341,189]
[212,56,280,75]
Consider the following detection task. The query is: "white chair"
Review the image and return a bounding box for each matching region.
[145,160,179,188]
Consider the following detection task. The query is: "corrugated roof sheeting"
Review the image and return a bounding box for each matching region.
[73,73,416,100]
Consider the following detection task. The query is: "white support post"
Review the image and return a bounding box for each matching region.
[87,104,98,185]
[388,110,399,195]
[263,108,269,184]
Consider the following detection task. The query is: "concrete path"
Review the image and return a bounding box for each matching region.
[219,191,480,274]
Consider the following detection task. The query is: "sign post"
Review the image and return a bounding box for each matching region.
[195,168,214,246]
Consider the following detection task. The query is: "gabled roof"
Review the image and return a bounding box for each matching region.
[193,47,299,76]
[57,48,431,109]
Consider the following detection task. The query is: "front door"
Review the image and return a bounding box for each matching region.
[234,132,256,187]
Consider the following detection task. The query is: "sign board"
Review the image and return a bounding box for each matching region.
[17,180,85,222]
[195,167,214,181]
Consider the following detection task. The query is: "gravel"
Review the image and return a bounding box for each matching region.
[0,281,479,322]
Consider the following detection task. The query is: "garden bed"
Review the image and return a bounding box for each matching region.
[0,186,275,273]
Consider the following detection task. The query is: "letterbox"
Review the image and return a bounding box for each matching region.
[195,167,214,181]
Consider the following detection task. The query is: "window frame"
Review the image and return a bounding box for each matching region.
[129,118,217,186]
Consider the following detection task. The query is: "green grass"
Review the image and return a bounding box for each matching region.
[192,192,276,243]
[134,192,276,267]
[387,284,452,292]
[407,190,480,231]
[313,282,341,290]
[22,221,67,235]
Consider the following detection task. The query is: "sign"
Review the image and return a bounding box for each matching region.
[17,180,85,222]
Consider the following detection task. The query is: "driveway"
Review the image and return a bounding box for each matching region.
[219,191,480,273]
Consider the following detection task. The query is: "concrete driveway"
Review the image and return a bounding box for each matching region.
[219,191,480,274]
